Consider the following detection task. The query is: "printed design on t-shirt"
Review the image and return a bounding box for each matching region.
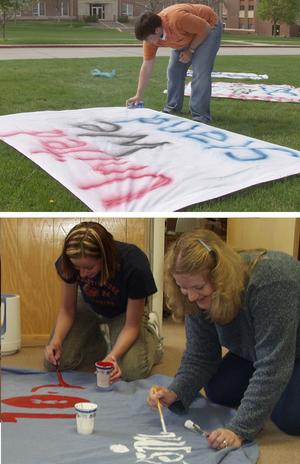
[80,277,121,309]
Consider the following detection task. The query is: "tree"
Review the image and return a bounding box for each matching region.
[0,0,14,39]
[0,0,34,40]
[257,0,300,36]
[136,0,225,16]
[204,0,225,20]
[135,0,169,13]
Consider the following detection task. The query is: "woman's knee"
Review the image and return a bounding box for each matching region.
[119,345,152,381]
[271,359,300,435]
[205,353,254,408]
[205,381,239,408]
[44,359,56,372]
[271,395,300,435]
[43,355,82,372]
[120,360,152,382]
[271,411,300,436]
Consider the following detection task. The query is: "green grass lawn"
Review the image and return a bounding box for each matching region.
[0,55,299,212]
[221,31,300,45]
[1,20,300,45]
[0,21,137,44]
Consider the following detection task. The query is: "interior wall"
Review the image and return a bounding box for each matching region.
[2,217,299,345]
[0,217,151,345]
[149,218,165,329]
[227,218,299,257]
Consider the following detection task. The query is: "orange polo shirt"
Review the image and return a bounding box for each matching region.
[143,3,218,61]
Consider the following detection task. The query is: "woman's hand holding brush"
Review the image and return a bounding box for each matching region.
[147,385,178,409]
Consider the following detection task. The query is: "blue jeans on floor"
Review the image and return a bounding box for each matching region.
[205,352,300,436]
[164,21,222,122]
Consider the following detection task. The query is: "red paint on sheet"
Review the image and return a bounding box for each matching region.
[0,128,173,208]
[32,138,108,162]
[2,394,88,409]
[0,129,66,138]
[0,393,89,423]
[1,368,90,423]
[31,369,84,392]
[1,412,76,423]
[101,173,172,208]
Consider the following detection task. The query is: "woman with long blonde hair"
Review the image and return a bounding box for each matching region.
[148,229,300,449]
[44,221,163,382]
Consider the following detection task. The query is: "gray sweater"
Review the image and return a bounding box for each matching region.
[168,251,300,441]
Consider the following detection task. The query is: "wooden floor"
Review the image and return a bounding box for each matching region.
[2,316,299,463]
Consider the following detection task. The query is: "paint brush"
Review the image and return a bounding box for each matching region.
[152,387,167,433]
[157,398,167,433]
[55,360,64,385]
[184,419,209,437]
[55,361,61,380]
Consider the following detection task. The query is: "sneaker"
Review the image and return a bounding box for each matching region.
[192,116,211,124]
[100,323,111,352]
[148,312,164,364]
[162,107,182,115]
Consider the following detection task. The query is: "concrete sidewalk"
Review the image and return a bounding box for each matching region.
[1,44,300,60]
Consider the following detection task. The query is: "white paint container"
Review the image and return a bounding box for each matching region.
[74,402,98,435]
[95,361,114,390]
[1,294,21,355]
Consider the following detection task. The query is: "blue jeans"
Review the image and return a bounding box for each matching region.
[205,352,300,436]
[164,21,222,122]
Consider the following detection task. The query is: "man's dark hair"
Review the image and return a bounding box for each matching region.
[135,12,162,41]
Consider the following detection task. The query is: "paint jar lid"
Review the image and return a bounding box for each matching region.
[95,361,114,370]
[75,402,98,414]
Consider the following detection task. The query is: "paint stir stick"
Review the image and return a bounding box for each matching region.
[152,387,167,433]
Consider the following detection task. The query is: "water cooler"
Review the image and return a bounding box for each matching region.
[1,294,21,355]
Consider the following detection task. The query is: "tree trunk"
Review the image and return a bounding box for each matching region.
[3,11,6,40]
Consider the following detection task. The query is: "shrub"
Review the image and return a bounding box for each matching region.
[83,15,98,23]
[118,15,129,23]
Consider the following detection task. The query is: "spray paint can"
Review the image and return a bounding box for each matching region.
[127,101,144,109]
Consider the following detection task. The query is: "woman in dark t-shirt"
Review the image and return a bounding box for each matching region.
[44,221,163,382]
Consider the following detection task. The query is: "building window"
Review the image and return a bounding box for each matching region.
[61,0,69,16]
[239,20,248,29]
[248,4,254,10]
[239,2,245,17]
[121,3,133,16]
[90,3,105,19]
[33,1,46,16]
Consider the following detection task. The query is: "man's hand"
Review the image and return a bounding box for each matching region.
[126,96,141,107]
[179,49,193,64]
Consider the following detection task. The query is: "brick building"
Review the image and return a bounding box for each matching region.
[224,0,300,37]
[13,0,300,36]
[17,0,144,20]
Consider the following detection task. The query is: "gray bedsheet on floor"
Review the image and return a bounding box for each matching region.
[1,368,259,464]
